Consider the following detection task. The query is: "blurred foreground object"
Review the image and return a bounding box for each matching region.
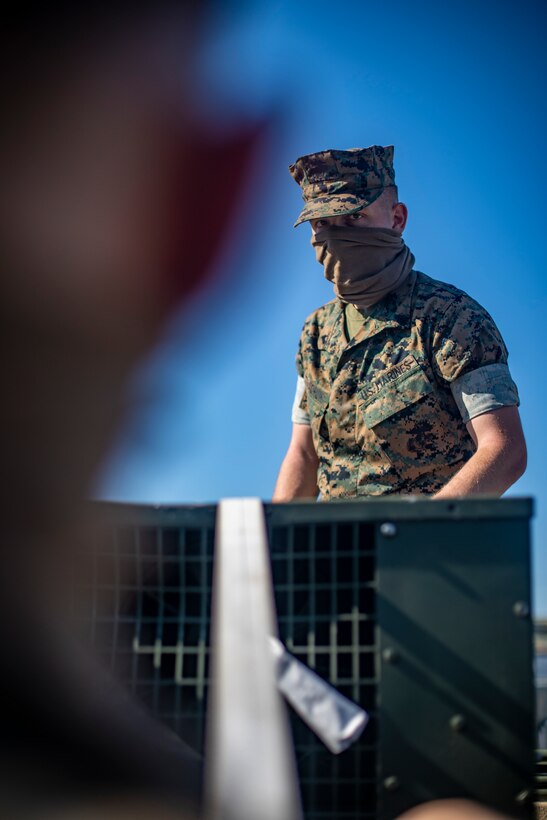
[397,798,514,818]
[0,3,264,817]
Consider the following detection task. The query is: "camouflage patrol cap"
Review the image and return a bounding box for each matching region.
[289,145,396,227]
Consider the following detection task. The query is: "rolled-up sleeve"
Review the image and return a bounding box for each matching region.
[432,294,520,423]
[291,375,311,425]
[450,362,520,423]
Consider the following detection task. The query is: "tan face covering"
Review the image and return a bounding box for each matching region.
[311,225,415,309]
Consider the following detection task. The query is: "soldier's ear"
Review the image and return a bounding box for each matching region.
[392,202,408,234]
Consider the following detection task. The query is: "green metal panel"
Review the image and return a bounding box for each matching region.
[76,504,216,752]
[267,497,533,524]
[376,514,535,819]
[267,518,378,819]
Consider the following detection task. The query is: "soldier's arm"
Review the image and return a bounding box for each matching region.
[434,405,527,498]
[273,424,319,501]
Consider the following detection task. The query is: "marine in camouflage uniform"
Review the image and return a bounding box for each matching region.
[276,146,523,500]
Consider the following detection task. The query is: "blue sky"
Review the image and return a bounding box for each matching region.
[98,0,547,614]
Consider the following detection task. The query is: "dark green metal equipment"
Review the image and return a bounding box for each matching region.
[77,497,535,819]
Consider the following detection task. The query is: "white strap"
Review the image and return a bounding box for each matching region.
[205,498,302,820]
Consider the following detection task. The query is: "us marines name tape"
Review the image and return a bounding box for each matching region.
[360,356,416,401]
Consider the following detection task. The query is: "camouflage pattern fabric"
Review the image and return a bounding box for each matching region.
[289,146,396,227]
[296,270,511,499]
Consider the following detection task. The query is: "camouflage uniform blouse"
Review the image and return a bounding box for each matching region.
[293,270,519,499]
